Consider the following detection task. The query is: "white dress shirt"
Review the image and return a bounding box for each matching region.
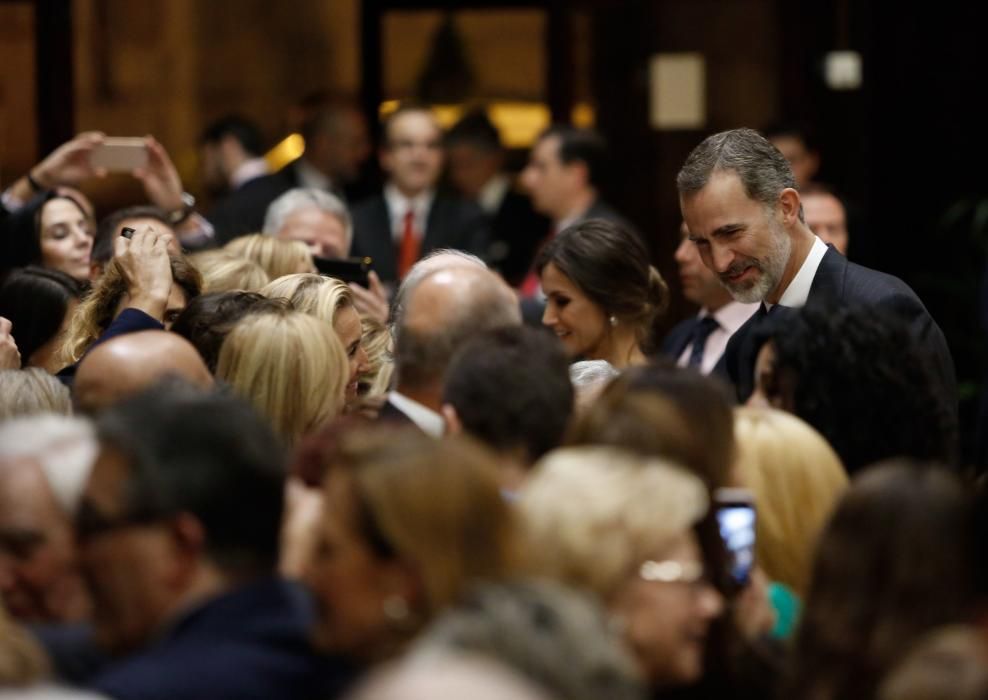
[676,300,760,374]
[477,174,510,214]
[383,184,435,244]
[230,157,270,189]
[775,235,829,309]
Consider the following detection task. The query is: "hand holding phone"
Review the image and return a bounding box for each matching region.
[313,256,374,287]
[90,137,149,172]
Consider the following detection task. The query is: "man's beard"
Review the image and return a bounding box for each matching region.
[719,222,792,304]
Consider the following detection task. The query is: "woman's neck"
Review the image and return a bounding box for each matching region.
[599,328,647,370]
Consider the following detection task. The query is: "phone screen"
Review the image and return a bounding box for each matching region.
[716,503,756,587]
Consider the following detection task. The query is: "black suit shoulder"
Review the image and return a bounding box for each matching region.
[206,165,298,245]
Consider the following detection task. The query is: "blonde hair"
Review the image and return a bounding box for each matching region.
[216,310,348,444]
[519,446,708,600]
[260,273,353,325]
[225,233,314,280]
[359,316,394,397]
[56,255,201,366]
[733,406,848,596]
[190,249,270,292]
[332,430,520,617]
[0,368,71,420]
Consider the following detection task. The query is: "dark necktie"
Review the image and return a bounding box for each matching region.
[687,316,720,368]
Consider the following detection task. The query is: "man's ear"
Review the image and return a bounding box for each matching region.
[568,160,591,189]
[165,512,208,588]
[778,188,801,226]
[441,403,462,436]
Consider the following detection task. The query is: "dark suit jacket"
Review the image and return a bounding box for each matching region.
[86,577,353,700]
[660,315,729,377]
[485,190,550,287]
[724,246,957,409]
[349,192,489,284]
[205,164,301,245]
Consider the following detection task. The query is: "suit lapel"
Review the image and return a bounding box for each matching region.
[361,197,397,282]
[808,245,847,303]
[422,196,450,255]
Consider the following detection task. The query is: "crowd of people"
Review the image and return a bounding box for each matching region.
[0,100,985,700]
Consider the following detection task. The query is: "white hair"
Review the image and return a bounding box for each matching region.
[262,187,353,253]
[0,414,97,514]
[390,248,488,326]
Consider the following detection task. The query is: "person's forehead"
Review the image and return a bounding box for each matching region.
[41,198,85,224]
[681,170,759,235]
[533,134,561,163]
[0,459,60,523]
[802,193,844,220]
[388,111,440,140]
[85,445,131,512]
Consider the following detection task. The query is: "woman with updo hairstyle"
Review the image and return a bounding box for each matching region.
[537,218,669,368]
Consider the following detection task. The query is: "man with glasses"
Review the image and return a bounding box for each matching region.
[77,380,350,700]
[350,105,488,286]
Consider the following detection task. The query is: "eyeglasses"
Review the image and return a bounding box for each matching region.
[639,559,706,585]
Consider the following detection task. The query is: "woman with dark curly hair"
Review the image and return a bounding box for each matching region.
[536,218,669,369]
[748,301,956,473]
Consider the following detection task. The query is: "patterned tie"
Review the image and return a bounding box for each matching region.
[397,208,419,279]
[687,316,720,368]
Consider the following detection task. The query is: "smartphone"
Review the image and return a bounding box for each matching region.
[314,256,373,287]
[120,226,136,239]
[90,137,149,172]
[714,487,757,587]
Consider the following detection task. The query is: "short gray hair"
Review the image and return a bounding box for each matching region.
[262,188,353,252]
[676,128,798,207]
[390,248,488,326]
[0,414,97,514]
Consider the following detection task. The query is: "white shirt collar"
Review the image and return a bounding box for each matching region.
[230,157,270,189]
[387,391,444,437]
[384,184,435,242]
[705,300,761,333]
[296,159,332,192]
[777,235,829,309]
[478,174,510,214]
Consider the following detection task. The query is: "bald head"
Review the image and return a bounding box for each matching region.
[390,249,487,325]
[395,266,521,400]
[74,331,213,414]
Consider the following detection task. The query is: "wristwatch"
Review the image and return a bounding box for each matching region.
[168,192,196,225]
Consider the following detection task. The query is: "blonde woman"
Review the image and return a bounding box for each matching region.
[358,316,394,398]
[189,250,269,293]
[224,233,314,280]
[520,446,723,690]
[732,406,848,597]
[216,310,348,445]
[260,273,370,403]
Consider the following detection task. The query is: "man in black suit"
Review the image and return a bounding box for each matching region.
[445,111,549,287]
[676,128,956,416]
[78,381,349,699]
[350,105,488,287]
[661,222,758,375]
[207,100,371,245]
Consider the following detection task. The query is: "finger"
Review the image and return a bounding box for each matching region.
[0,317,11,334]
[114,232,131,259]
[368,270,386,297]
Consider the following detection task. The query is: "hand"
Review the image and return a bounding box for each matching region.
[348,271,389,324]
[0,317,22,369]
[113,226,174,321]
[31,131,107,188]
[733,567,777,641]
[132,136,185,212]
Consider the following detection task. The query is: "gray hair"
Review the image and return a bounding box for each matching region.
[390,248,488,326]
[0,368,71,420]
[262,188,353,252]
[0,414,97,514]
[676,128,798,207]
[413,579,645,700]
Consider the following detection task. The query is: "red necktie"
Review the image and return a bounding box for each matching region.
[397,208,419,279]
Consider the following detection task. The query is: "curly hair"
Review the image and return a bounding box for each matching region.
[753,302,956,474]
[56,255,202,366]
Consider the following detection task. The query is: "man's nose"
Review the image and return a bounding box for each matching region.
[710,244,734,274]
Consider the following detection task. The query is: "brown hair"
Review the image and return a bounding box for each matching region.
[536,219,669,351]
[56,255,201,366]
